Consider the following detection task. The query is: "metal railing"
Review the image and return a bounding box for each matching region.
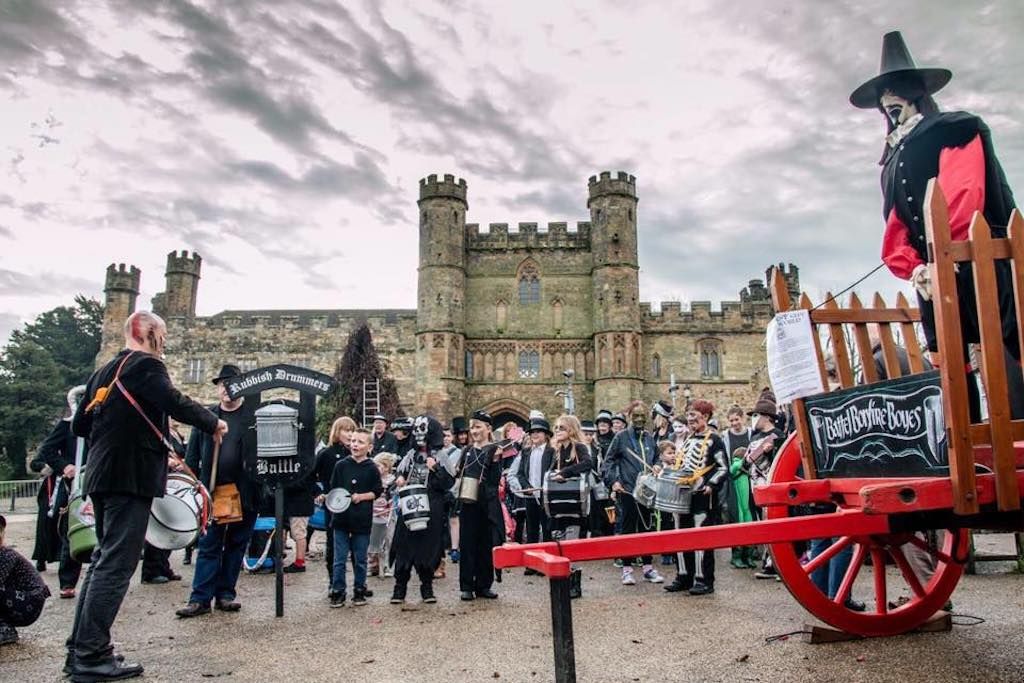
[0,479,42,512]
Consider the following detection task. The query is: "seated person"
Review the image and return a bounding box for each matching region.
[0,514,52,645]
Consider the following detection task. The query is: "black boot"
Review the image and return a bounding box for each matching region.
[663,574,692,593]
[568,568,582,600]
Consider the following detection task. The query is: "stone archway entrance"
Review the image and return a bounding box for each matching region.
[481,398,530,430]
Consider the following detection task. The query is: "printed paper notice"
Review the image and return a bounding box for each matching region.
[766,310,826,404]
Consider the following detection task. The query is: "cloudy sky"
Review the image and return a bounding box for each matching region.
[2,1,1023,343]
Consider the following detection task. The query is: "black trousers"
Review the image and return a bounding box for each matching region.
[677,497,720,587]
[618,493,653,567]
[458,502,494,593]
[524,497,549,544]
[57,512,82,590]
[394,564,433,591]
[67,494,151,663]
[141,543,172,581]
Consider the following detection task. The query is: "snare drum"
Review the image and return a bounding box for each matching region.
[653,468,693,514]
[147,472,209,550]
[632,473,658,509]
[542,475,590,520]
[397,484,431,531]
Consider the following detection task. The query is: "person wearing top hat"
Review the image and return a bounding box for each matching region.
[370,414,399,456]
[454,410,503,600]
[513,416,555,561]
[851,30,1024,420]
[177,363,259,619]
[744,390,785,579]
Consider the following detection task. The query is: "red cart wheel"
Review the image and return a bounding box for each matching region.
[764,434,967,637]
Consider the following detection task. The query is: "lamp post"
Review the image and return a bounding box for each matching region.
[555,369,576,415]
[668,371,679,414]
[683,384,692,412]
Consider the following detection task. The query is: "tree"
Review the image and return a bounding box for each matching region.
[317,322,403,438]
[0,297,102,476]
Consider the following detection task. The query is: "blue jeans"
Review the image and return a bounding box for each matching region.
[189,509,257,605]
[331,529,370,596]
[809,537,854,599]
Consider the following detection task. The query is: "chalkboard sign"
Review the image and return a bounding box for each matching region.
[803,370,948,478]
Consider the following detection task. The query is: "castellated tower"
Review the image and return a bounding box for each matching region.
[414,174,468,420]
[155,250,202,318]
[96,263,141,366]
[588,171,643,412]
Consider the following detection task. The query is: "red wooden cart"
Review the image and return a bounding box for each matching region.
[493,181,1024,682]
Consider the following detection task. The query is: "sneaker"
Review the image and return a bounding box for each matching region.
[60,588,76,599]
[643,568,664,584]
[176,601,211,618]
[844,598,866,612]
[283,563,306,574]
[352,591,368,606]
[689,582,715,596]
[621,569,636,586]
[613,559,624,568]
[421,586,437,604]
[383,567,394,578]
[329,592,346,608]
[390,589,406,605]
[754,567,778,579]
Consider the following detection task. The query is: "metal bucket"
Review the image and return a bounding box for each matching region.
[67,493,97,563]
[255,403,298,458]
[458,476,480,503]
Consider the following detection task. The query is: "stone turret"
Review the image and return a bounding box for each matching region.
[155,250,202,318]
[588,171,643,411]
[96,263,141,366]
[414,174,468,419]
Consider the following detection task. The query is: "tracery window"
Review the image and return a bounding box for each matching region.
[518,350,540,378]
[518,260,540,305]
[698,340,722,379]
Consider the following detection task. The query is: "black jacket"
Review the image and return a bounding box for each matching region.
[72,350,218,499]
[551,442,593,478]
[187,401,260,512]
[315,444,349,492]
[38,419,85,473]
[329,456,383,534]
[603,428,657,491]
[372,431,398,456]
[515,444,554,492]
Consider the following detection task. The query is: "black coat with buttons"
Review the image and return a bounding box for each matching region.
[881,111,1016,262]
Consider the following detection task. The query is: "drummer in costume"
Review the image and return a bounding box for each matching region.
[662,400,728,596]
[603,402,664,586]
[67,311,224,681]
[36,386,88,598]
[852,30,1024,419]
[455,411,504,601]
[548,415,593,599]
[513,417,555,556]
[177,364,259,619]
[389,416,455,604]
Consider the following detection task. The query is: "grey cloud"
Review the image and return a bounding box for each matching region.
[0,313,22,345]
[0,268,97,298]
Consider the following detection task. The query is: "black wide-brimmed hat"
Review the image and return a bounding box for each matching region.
[652,400,673,419]
[211,364,241,385]
[528,417,552,436]
[471,410,493,426]
[850,31,952,109]
[451,416,468,434]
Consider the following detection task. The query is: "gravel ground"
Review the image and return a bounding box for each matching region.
[2,514,1023,682]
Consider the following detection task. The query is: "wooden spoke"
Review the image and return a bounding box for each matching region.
[889,544,927,598]
[906,532,954,566]
[833,542,867,605]
[871,548,888,614]
[803,536,854,576]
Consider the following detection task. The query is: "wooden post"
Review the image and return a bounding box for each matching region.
[549,577,576,683]
[275,485,284,617]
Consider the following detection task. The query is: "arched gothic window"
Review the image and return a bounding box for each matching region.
[496,299,508,331]
[517,259,540,305]
[651,353,661,379]
[552,298,564,332]
[465,350,475,379]
[518,350,540,378]
[699,339,723,378]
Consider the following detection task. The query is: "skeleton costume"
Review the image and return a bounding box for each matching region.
[389,416,454,604]
[665,427,727,595]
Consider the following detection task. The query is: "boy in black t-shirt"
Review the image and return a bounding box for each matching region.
[328,429,383,607]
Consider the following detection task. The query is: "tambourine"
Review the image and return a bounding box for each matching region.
[324,487,352,513]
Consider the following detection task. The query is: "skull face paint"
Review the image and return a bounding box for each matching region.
[413,415,429,446]
[880,90,918,126]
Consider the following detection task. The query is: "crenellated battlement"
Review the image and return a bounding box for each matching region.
[105,263,141,293]
[419,173,468,204]
[640,298,774,329]
[166,250,202,276]
[768,262,801,301]
[465,221,592,251]
[587,170,637,206]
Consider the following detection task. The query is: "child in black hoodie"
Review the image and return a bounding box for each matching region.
[329,429,383,607]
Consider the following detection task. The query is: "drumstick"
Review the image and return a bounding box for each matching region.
[209,441,221,495]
